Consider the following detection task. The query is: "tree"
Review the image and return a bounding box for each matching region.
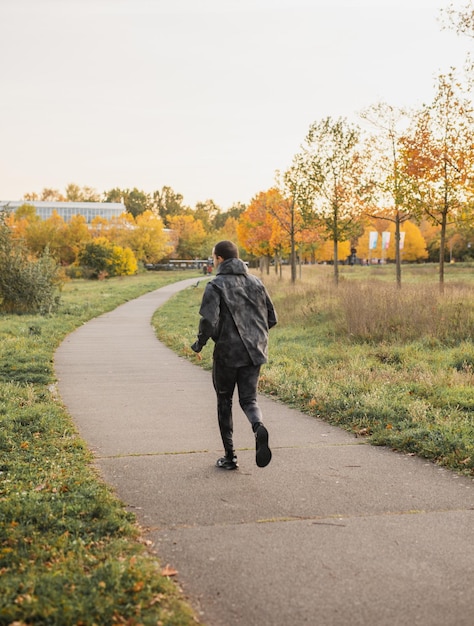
[361,102,419,287]
[103,187,124,204]
[275,153,320,283]
[237,190,278,273]
[39,188,65,201]
[126,210,170,264]
[104,188,151,217]
[167,214,207,259]
[194,199,222,232]
[401,71,474,289]
[14,203,39,222]
[24,211,68,261]
[62,215,92,265]
[92,213,135,248]
[302,117,368,285]
[202,216,241,261]
[443,1,474,39]
[356,219,428,262]
[313,239,351,264]
[65,183,101,202]
[442,2,474,91]
[152,186,191,225]
[213,202,246,230]
[4,204,39,243]
[124,188,152,218]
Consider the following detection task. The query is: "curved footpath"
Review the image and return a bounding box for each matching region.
[55,277,474,626]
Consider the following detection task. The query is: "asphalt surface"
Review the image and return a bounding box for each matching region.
[54,276,474,626]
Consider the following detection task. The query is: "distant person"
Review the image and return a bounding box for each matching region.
[191,240,277,470]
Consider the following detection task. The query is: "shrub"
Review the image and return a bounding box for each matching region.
[0,217,64,314]
[77,238,137,278]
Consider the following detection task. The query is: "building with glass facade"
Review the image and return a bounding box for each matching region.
[0,201,126,223]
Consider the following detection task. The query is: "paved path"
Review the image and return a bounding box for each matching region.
[55,277,474,626]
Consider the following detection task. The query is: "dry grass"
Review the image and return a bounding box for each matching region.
[152,263,473,473]
[262,265,474,344]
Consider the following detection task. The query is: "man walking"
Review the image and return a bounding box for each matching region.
[191,240,277,470]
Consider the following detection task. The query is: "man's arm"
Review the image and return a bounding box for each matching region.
[191,283,220,352]
[266,291,277,329]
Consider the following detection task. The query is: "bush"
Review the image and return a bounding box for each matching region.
[77,238,138,278]
[0,217,64,314]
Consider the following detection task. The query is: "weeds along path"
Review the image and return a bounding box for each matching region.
[55,277,474,626]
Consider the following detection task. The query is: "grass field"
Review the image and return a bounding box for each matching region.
[153,262,474,476]
[0,271,202,626]
[1,262,472,624]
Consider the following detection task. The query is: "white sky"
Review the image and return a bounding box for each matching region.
[1,0,471,209]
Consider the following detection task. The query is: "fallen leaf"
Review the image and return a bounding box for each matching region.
[161,564,178,577]
[147,593,165,607]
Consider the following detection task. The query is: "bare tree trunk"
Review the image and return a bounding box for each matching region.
[333,238,339,286]
[439,210,447,293]
[290,209,297,284]
[395,211,402,289]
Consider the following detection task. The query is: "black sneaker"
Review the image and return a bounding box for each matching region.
[255,424,272,468]
[216,455,239,470]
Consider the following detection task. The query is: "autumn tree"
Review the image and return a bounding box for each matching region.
[356,219,427,262]
[313,240,351,264]
[103,187,123,204]
[153,186,191,225]
[443,0,474,38]
[167,214,207,259]
[401,71,474,289]
[126,210,170,264]
[274,153,321,282]
[13,203,39,223]
[361,102,419,287]
[237,190,279,273]
[92,213,135,248]
[24,211,68,261]
[104,187,151,217]
[213,203,246,230]
[61,214,92,265]
[201,216,241,260]
[24,188,65,201]
[194,199,222,232]
[4,204,40,243]
[65,183,101,202]
[301,117,368,285]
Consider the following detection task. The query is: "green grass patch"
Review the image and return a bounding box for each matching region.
[152,263,474,476]
[0,271,201,625]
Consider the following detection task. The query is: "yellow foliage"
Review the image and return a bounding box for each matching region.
[314,240,351,263]
[356,220,428,262]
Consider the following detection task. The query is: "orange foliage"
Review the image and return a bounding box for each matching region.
[237,189,280,257]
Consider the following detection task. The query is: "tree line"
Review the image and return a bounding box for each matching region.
[4,2,473,294]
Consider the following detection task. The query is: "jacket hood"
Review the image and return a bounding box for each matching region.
[216,257,248,276]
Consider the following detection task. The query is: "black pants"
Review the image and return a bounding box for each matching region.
[212,360,263,456]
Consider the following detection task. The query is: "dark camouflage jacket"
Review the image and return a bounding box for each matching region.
[194,258,277,367]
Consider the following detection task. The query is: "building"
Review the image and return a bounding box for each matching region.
[0,201,126,224]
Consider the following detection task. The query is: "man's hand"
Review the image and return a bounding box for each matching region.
[190,341,203,361]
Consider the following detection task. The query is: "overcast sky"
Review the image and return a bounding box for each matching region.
[1,0,471,209]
